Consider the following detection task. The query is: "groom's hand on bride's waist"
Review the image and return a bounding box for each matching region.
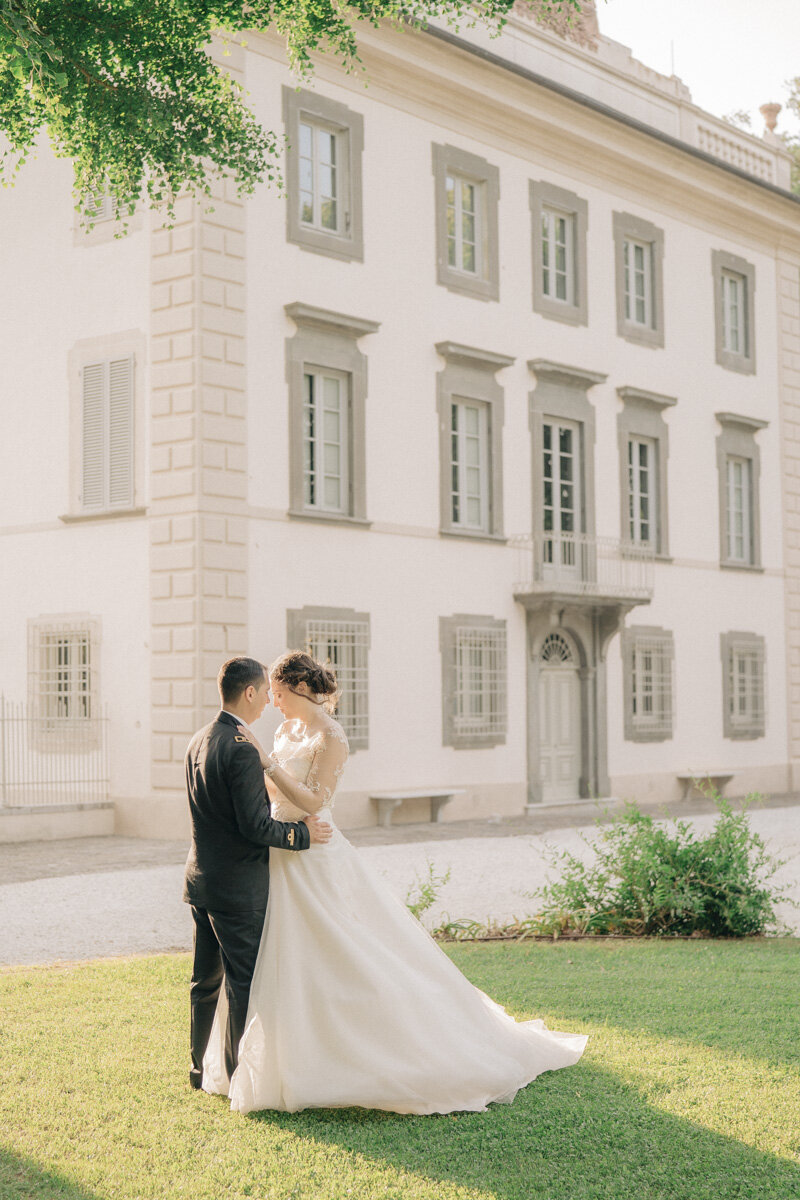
[303,813,333,844]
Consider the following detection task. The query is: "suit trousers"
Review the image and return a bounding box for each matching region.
[189,904,267,1088]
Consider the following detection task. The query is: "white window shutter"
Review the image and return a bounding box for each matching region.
[108,356,134,507]
[82,362,106,510]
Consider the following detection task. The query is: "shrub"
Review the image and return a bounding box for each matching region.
[525,796,794,938]
[405,859,451,920]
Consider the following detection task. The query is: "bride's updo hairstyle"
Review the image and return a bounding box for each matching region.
[270,651,341,714]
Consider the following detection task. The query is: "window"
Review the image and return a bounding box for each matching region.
[82,356,134,513]
[617,386,675,558]
[628,436,654,544]
[450,399,489,531]
[446,173,482,276]
[303,368,349,515]
[716,411,767,569]
[283,88,364,261]
[725,455,752,564]
[285,302,380,526]
[623,238,653,328]
[435,341,512,540]
[721,632,765,739]
[712,250,756,374]
[287,607,370,749]
[613,212,665,348]
[28,616,101,740]
[432,144,499,301]
[440,615,507,747]
[529,181,588,326]
[622,626,674,742]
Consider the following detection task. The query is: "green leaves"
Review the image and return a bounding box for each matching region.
[0,0,580,227]
[525,797,794,939]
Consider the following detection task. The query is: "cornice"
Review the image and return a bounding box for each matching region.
[617,386,678,410]
[415,22,799,210]
[528,359,607,389]
[435,341,515,371]
[715,411,770,432]
[284,302,381,339]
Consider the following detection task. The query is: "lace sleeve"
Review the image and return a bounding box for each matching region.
[269,724,349,815]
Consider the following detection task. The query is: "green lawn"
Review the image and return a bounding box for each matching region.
[1,941,798,1200]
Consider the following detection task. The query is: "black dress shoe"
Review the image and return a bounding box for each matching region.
[189,1071,203,1090]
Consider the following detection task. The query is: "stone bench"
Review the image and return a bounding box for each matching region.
[369,789,465,829]
[676,772,738,801]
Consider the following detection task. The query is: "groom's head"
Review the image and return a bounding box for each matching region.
[218,657,270,723]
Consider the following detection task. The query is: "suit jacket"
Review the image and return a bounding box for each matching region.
[183,710,310,912]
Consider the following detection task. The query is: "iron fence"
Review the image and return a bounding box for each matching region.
[0,697,110,808]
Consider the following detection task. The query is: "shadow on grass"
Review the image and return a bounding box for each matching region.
[0,1148,102,1200]
[250,1060,800,1200]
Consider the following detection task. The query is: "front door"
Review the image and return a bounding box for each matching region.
[542,418,581,581]
[538,633,581,802]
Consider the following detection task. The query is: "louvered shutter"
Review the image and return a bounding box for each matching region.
[108,356,134,507]
[82,362,106,510]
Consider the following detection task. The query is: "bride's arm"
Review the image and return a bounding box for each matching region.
[237,725,348,815]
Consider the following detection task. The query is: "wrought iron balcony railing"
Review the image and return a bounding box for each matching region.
[511,532,655,601]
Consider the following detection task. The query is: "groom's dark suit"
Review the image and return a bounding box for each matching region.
[183,710,310,1088]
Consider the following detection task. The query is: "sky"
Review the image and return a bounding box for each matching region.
[596,0,800,138]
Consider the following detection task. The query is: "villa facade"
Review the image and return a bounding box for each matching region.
[2,3,800,840]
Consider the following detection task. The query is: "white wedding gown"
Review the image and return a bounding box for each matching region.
[202,719,587,1114]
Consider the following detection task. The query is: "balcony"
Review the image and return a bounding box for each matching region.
[511,532,655,607]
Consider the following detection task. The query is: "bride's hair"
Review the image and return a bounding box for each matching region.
[270,651,341,715]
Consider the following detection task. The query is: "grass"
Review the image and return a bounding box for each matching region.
[1,941,799,1200]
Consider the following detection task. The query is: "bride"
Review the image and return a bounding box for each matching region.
[202,651,587,1114]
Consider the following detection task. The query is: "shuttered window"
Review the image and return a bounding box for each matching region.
[81,357,134,512]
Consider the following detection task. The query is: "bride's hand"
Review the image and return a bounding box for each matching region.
[236,724,273,770]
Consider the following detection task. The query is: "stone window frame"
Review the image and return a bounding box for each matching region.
[617,386,676,559]
[612,211,665,349]
[62,329,148,524]
[715,411,767,571]
[712,249,756,375]
[287,605,370,751]
[282,87,365,262]
[27,613,102,749]
[439,613,507,749]
[621,625,675,743]
[528,360,607,541]
[720,630,766,740]
[431,144,500,302]
[285,303,380,528]
[435,342,513,542]
[529,180,588,326]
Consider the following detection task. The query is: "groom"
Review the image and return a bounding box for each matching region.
[183,655,332,1090]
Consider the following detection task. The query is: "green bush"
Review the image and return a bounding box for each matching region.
[525,796,794,938]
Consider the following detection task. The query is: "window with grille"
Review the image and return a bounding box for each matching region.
[622,627,674,742]
[440,615,507,747]
[725,455,753,564]
[541,207,575,304]
[722,632,765,739]
[28,617,100,739]
[450,398,489,531]
[303,368,350,515]
[82,356,134,512]
[628,436,656,545]
[288,608,370,750]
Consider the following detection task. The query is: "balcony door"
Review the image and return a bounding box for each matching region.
[542,418,582,581]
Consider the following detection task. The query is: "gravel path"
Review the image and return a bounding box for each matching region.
[1,806,798,967]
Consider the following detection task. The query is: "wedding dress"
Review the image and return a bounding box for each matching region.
[202,719,587,1114]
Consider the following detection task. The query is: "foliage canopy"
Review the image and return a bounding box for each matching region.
[0,0,576,220]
